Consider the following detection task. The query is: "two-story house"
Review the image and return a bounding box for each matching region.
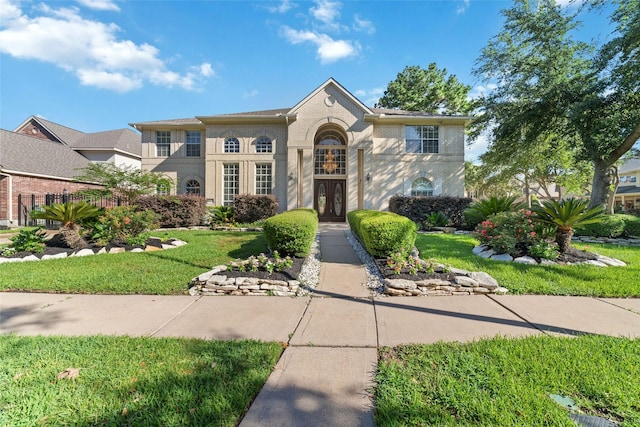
[130,78,469,222]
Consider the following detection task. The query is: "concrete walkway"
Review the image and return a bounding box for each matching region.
[2,223,640,426]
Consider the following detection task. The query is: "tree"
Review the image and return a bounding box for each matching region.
[472,0,640,209]
[74,163,174,205]
[571,0,640,208]
[376,63,474,114]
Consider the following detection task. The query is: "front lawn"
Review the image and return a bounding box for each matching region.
[0,335,283,427]
[0,230,267,295]
[375,335,640,426]
[416,233,640,297]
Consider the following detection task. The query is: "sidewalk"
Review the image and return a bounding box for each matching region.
[2,223,640,426]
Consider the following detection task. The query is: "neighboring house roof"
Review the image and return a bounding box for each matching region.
[15,116,141,158]
[0,129,91,180]
[616,186,640,195]
[620,158,640,174]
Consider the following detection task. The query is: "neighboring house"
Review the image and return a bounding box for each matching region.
[14,115,142,169]
[615,158,640,211]
[1,117,141,227]
[0,130,101,227]
[130,78,469,222]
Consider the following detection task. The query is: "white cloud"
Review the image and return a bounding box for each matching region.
[0,1,213,92]
[310,0,341,30]
[466,132,490,164]
[243,89,259,98]
[76,0,120,12]
[354,86,384,106]
[468,83,497,99]
[281,26,358,64]
[267,0,296,14]
[456,0,470,15]
[353,14,375,35]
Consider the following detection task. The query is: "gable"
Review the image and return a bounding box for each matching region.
[288,78,373,116]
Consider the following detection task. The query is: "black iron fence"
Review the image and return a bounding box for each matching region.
[17,193,123,228]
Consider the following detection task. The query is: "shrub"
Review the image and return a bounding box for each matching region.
[135,195,207,228]
[84,206,159,246]
[574,214,626,238]
[423,211,450,230]
[263,209,318,257]
[348,210,417,258]
[233,194,278,224]
[475,209,547,256]
[9,227,48,253]
[389,196,472,229]
[209,206,236,227]
[464,196,526,229]
[620,214,640,237]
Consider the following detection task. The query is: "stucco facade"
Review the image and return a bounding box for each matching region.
[131,79,468,222]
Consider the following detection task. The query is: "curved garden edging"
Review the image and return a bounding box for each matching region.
[472,244,627,267]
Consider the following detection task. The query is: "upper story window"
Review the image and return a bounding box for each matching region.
[255,136,273,153]
[185,131,201,157]
[224,137,240,153]
[406,125,439,154]
[185,179,201,195]
[411,178,434,197]
[156,131,171,157]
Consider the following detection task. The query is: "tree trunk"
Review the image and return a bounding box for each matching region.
[589,160,612,210]
[606,165,619,215]
[48,224,88,249]
[556,227,574,253]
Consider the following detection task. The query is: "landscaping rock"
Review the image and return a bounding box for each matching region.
[491,254,514,262]
[513,256,537,265]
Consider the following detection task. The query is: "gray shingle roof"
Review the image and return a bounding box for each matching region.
[616,185,640,195]
[0,129,91,179]
[620,158,640,174]
[130,117,202,126]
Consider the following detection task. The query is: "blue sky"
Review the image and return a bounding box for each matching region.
[0,0,615,161]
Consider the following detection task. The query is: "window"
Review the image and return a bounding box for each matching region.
[223,163,239,206]
[157,182,170,196]
[255,137,272,153]
[406,125,439,154]
[411,178,434,197]
[255,164,272,195]
[185,179,201,195]
[224,137,240,153]
[156,131,171,157]
[186,131,201,157]
[314,126,346,175]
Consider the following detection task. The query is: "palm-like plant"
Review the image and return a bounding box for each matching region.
[532,198,604,253]
[464,196,526,228]
[30,202,103,249]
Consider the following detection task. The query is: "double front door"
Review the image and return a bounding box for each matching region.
[314,179,345,222]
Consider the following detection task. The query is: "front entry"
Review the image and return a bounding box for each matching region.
[314,179,346,222]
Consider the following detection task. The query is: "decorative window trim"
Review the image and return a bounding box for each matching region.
[224,137,240,153]
[405,125,439,154]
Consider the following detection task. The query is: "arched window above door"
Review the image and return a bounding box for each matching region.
[411,178,434,197]
[314,125,347,175]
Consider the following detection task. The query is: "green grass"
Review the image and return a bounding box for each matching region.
[416,233,640,297]
[0,335,283,427]
[0,230,268,294]
[375,335,640,426]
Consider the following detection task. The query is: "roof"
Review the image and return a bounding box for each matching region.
[620,158,640,174]
[0,129,91,179]
[616,185,640,195]
[16,116,141,158]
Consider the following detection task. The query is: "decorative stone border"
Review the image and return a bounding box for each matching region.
[572,236,640,246]
[472,244,627,267]
[383,264,509,296]
[0,238,187,264]
[189,234,321,297]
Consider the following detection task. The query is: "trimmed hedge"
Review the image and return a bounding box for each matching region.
[263,209,318,257]
[233,194,278,224]
[135,195,207,228]
[389,195,473,229]
[575,214,626,238]
[347,209,417,257]
[620,214,640,238]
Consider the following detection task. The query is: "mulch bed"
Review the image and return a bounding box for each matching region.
[375,258,457,281]
[222,257,306,282]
